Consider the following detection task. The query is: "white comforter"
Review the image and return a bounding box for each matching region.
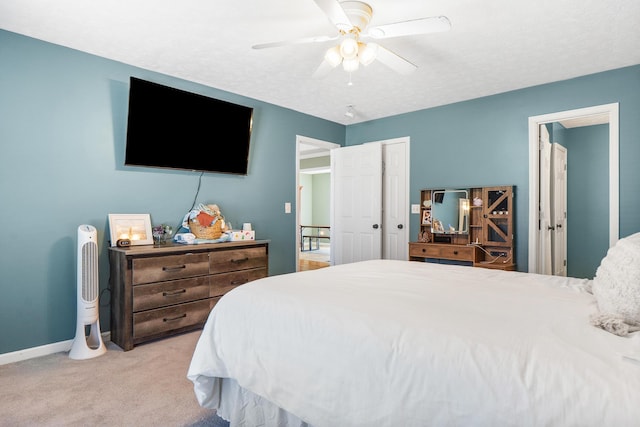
[188,260,640,427]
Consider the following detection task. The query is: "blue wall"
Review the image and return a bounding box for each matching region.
[565,125,609,278]
[0,30,345,354]
[346,66,640,271]
[1,28,639,355]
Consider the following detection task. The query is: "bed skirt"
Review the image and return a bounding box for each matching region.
[200,377,312,427]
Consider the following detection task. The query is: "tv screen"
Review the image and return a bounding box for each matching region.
[125,77,253,175]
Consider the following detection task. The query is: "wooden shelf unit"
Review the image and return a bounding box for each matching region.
[412,186,515,270]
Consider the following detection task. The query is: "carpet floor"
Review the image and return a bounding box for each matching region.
[0,331,218,426]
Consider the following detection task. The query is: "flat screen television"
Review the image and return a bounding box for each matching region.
[125,77,253,175]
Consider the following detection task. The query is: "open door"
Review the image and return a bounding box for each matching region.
[551,143,568,276]
[538,124,553,275]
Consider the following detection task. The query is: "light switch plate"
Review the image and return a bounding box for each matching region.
[411,204,420,214]
[285,202,291,213]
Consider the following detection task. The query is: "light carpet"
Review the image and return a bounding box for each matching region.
[0,331,217,426]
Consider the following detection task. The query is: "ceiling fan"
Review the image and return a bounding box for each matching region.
[252,0,451,77]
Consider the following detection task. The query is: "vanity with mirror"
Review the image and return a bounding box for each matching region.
[409,185,515,270]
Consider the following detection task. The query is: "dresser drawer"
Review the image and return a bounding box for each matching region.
[132,253,209,285]
[210,268,268,297]
[209,246,268,274]
[409,243,476,262]
[133,299,211,339]
[132,276,210,312]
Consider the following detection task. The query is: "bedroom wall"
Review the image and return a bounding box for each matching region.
[0,30,345,355]
[345,65,640,271]
[1,28,639,356]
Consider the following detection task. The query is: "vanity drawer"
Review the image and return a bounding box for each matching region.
[210,268,268,297]
[209,246,268,274]
[133,299,211,340]
[132,276,210,312]
[132,253,209,285]
[409,243,476,262]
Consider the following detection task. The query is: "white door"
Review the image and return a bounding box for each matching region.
[382,140,408,260]
[551,143,568,276]
[538,125,553,275]
[331,143,383,265]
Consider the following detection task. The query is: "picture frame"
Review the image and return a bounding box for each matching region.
[421,209,432,225]
[108,214,153,247]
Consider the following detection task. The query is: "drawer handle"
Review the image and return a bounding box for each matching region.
[162,265,187,272]
[453,251,458,255]
[231,257,249,263]
[421,248,426,253]
[163,289,187,297]
[231,279,249,286]
[163,313,187,322]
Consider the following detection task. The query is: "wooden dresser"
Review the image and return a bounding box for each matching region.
[109,240,269,351]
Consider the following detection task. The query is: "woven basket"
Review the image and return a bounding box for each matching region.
[189,219,223,240]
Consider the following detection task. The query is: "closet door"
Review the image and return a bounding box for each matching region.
[382,140,408,261]
[331,143,383,265]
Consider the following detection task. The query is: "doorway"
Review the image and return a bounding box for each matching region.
[296,135,340,271]
[528,103,619,276]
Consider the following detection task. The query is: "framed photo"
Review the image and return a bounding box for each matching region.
[108,214,153,247]
[421,209,432,225]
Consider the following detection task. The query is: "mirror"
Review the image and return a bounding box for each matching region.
[431,189,470,234]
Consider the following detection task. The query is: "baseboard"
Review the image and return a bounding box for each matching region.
[0,332,111,366]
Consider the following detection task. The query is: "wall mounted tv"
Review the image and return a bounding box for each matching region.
[125,77,254,175]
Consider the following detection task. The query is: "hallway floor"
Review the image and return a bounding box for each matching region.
[299,243,330,271]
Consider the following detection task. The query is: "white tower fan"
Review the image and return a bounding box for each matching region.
[69,224,106,360]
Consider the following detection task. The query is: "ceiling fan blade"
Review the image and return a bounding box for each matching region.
[252,35,337,50]
[367,16,451,39]
[312,0,353,31]
[312,60,336,79]
[374,44,417,75]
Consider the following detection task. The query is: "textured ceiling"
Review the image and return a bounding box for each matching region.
[1,0,639,125]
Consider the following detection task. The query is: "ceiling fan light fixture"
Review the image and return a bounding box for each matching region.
[339,37,359,60]
[324,46,343,67]
[254,1,451,77]
[342,57,359,72]
[358,42,377,65]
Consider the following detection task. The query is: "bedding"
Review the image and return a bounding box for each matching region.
[592,231,640,328]
[188,259,640,427]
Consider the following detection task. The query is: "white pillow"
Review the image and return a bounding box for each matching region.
[592,232,640,325]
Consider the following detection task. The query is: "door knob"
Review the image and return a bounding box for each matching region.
[397,224,403,229]
[547,225,555,230]
[373,224,379,229]
[556,224,562,229]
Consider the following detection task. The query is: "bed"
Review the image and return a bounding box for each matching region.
[187,255,640,426]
